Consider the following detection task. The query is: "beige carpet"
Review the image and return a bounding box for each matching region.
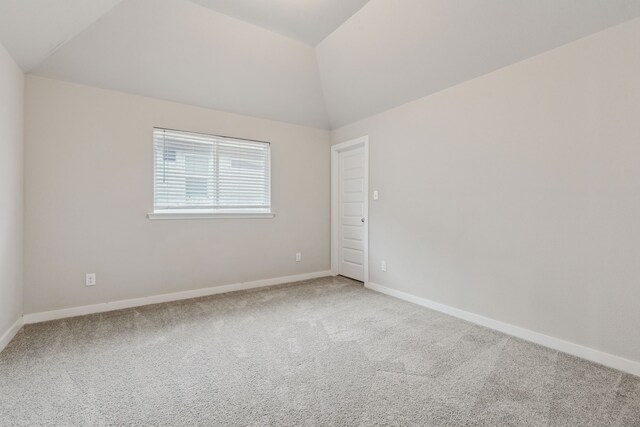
[1,276,639,426]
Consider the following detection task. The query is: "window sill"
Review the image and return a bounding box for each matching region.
[147,211,276,220]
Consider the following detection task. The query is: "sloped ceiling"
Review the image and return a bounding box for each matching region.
[2,0,640,129]
[190,0,370,46]
[31,0,330,129]
[317,0,640,128]
[0,0,125,71]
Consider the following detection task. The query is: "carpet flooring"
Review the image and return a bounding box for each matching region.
[1,276,639,426]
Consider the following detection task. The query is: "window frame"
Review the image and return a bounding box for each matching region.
[148,127,275,220]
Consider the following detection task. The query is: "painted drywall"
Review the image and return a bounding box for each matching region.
[24,76,331,315]
[32,0,330,129]
[0,42,24,337]
[0,0,125,71]
[317,0,640,128]
[190,0,370,45]
[332,18,640,363]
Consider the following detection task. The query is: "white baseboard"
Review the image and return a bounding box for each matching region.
[366,282,640,378]
[0,318,24,353]
[24,270,332,325]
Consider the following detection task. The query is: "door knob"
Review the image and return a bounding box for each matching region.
[361,218,365,223]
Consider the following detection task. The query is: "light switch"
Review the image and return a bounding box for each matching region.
[373,190,379,201]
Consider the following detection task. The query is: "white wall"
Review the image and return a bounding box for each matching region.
[0,42,24,337]
[333,18,640,363]
[24,76,331,315]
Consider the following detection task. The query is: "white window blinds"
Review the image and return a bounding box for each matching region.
[153,128,271,213]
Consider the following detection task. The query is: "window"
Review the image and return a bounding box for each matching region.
[150,128,272,219]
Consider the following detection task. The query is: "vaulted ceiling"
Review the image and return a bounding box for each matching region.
[317,0,640,127]
[190,0,371,46]
[1,0,640,129]
[25,0,331,129]
[0,0,125,71]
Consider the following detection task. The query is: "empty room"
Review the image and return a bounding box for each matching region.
[1,0,640,425]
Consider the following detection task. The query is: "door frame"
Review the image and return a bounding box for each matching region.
[331,136,369,284]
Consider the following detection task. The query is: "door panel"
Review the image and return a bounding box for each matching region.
[343,202,363,217]
[343,177,364,193]
[342,248,364,265]
[339,147,365,282]
[342,225,362,241]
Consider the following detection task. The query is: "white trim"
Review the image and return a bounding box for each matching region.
[331,136,369,283]
[0,318,24,354]
[147,211,275,220]
[366,282,640,378]
[24,270,332,324]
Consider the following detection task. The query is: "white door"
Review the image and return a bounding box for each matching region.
[338,146,366,281]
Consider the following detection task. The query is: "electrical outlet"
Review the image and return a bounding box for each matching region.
[381,261,387,272]
[86,273,96,286]
[295,252,302,262]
